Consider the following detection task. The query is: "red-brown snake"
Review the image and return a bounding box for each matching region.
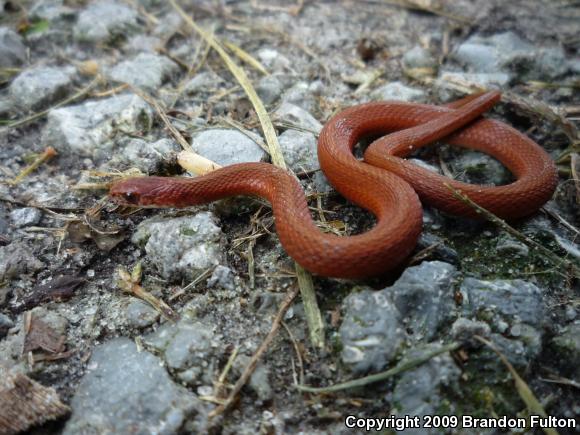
[109,91,558,278]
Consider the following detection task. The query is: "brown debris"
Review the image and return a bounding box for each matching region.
[0,366,69,435]
[17,276,85,313]
[23,312,66,355]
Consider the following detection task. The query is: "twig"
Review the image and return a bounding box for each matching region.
[209,284,300,418]
[9,147,57,185]
[296,342,460,393]
[445,183,580,278]
[295,263,325,348]
[380,0,473,24]
[116,262,178,321]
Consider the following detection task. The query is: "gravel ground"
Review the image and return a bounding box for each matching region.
[0,1,579,434]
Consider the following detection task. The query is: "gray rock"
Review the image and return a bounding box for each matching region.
[461,278,545,328]
[0,313,14,339]
[126,299,159,328]
[74,1,139,43]
[125,34,163,54]
[132,213,224,281]
[108,53,179,91]
[145,317,217,385]
[257,48,291,72]
[183,71,224,95]
[0,27,26,67]
[371,82,425,102]
[312,171,333,193]
[496,236,530,257]
[452,31,569,80]
[256,75,284,105]
[29,0,74,21]
[388,261,458,341]
[190,129,267,166]
[274,103,322,133]
[450,318,491,347]
[340,289,406,374]
[110,137,180,174]
[10,207,42,228]
[453,32,533,73]
[9,66,76,111]
[64,338,205,434]
[403,46,437,70]
[281,81,318,113]
[438,71,511,88]
[206,265,235,291]
[43,93,153,159]
[278,129,318,172]
[0,243,44,281]
[392,344,461,432]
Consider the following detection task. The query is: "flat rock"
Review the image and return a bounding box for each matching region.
[9,65,76,111]
[0,27,26,67]
[73,1,139,43]
[371,81,426,102]
[274,103,322,133]
[278,129,319,172]
[43,93,153,159]
[63,338,205,434]
[108,53,179,90]
[461,278,545,328]
[132,212,225,281]
[190,129,267,166]
[0,243,44,281]
[340,289,406,374]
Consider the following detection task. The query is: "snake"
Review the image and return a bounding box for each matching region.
[109,91,558,279]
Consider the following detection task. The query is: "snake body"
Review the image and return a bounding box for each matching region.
[109,92,558,278]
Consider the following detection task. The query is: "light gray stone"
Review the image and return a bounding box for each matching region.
[388,261,458,341]
[206,265,235,291]
[132,213,225,281]
[10,207,42,228]
[43,93,153,158]
[9,66,75,111]
[461,278,545,328]
[256,75,284,105]
[190,129,267,166]
[74,1,139,43]
[392,344,461,433]
[274,103,322,133]
[126,299,159,328]
[438,71,511,88]
[403,46,437,70]
[111,137,180,174]
[340,289,406,374]
[184,71,224,95]
[145,317,217,386]
[64,338,205,434]
[281,81,318,113]
[108,53,179,90]
[371,81,425,102]
[0,243,44,281]
[278,129,318,172]
[0,27,26,67]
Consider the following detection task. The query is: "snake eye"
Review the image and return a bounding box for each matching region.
[123,191,140,204]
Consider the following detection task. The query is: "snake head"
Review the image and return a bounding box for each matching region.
[109,177,170,207]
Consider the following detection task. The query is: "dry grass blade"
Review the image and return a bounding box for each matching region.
[475,336,559,435]
[223,41,269,75]
[296,342,460,393]
[10,147,57,185]
[170,0,325,348]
